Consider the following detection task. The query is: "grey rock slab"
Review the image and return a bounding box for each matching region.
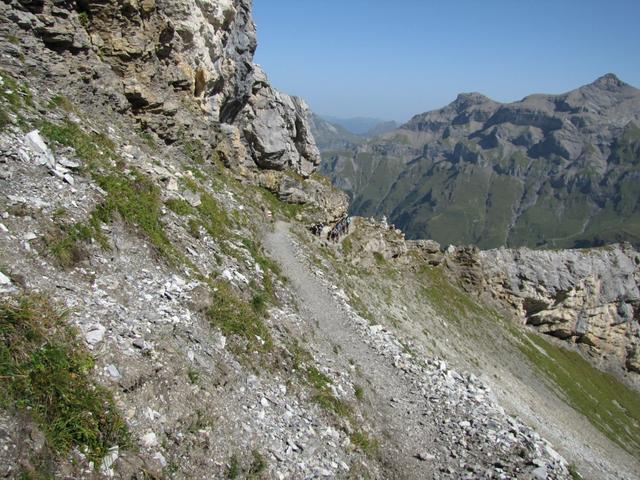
[85,324,106,345]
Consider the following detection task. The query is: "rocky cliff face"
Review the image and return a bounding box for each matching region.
[4,0,319,176]
[478,245,640,379]
[320,75,640,249]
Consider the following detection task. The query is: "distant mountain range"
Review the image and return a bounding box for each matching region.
[320,115,398,136]
[308,114,397,152]
[319,74,640,249]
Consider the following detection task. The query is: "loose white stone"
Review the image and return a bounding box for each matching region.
[167,177,179,191]
[141,432,158,448]
[85,324,106,345]
[152,452,167,468]
[24,130,49,155]
[106,364,121,379]
[100,446,119,478]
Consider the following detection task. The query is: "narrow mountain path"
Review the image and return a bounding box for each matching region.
[263,221,570,480]
[264,221,438,479]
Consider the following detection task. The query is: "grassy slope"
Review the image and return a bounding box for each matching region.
[518,332,640,456]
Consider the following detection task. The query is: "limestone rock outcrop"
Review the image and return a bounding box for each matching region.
[3,0,319,176]
[478,244,640,376]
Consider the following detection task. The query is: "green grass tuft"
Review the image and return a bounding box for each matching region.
[93,170,178,261]
[48,95,75,113]
[0,295,129,467]
[417,265,486,324]
[0,71,33,109]
[350,430,379,458]
[165,198,195,216]
[519,331,640,457]
[258,188,305,220]
[305,366,352,417]
[0,71,33,129]
[196,191,231,240]
[44,215,107,268]
[39,120,115,170]
[206,281,273,354]
[226,454,240,479]
[354,385,364,401]
[248,450,267,478]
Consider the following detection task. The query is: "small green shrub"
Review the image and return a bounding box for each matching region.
[187,218,202,239]
[0,106,10,131]
[179,133,206,165]
[341,237,353,255]
[0,295,129,466]
[251,292,268,317]
[187,368,200,385]
[77,11,90,27]
[568,464,583,480]
[4,33,19,45]
[372,252,385,265]
[138,129,156,149]
[226,454,240,479]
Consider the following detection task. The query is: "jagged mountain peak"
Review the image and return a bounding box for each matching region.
[590,72,627,90]
[453,91,494,105]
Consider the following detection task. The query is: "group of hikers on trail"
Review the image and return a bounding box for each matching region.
[310,216,352,242]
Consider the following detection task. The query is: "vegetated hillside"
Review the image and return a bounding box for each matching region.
[320,75,640,249]
[0,1,639,480]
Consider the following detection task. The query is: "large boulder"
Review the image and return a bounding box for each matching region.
[239,68,320,176]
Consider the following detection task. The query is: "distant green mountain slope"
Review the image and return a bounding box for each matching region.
[320,74,640,249]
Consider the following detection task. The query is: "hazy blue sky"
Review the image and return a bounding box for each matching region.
[253,0,640,122]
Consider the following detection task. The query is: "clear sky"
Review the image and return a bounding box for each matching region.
[252,0,640,122]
